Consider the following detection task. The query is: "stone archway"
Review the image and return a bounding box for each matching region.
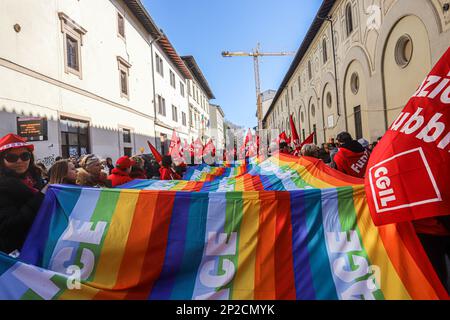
[343,60,369,140]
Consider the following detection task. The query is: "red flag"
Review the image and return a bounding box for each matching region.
[168,130,179,155]
[147,140,162,163]
[299,131,315,149]
[203,139,216,157]
[167,130,184,164]
[278,131,290,144]
[365,47,450,226]
[194,138,203,158]
[289,114,301,151]
[189,140,195,158]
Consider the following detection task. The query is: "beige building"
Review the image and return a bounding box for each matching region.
[263,0,450,145]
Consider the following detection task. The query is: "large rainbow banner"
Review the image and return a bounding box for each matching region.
[0,154,447,299]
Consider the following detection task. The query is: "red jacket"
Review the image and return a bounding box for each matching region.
[334,141,370,178]
[108,168,133,187]
[159,167,181,180]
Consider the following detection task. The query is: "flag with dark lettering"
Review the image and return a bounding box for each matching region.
[365,47,450,226]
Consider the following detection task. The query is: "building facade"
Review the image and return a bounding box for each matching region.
[152,36,192,154]
[261,89,276,121]
[263,0,450,145]
[182,56,215,144]
[209,103,225,150]
[0,0,219,165]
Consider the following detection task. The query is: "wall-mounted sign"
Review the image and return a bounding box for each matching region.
[17,117,48,141]
[327,115,334,128]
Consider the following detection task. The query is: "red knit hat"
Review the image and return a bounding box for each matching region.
[115,156,136,169]
[0,133,34,152]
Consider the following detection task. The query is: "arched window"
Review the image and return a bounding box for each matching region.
[322,38,328,63]
[346,3,354,36]
[308,60,312,80]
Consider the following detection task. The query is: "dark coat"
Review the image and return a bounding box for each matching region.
[0,176,45,254]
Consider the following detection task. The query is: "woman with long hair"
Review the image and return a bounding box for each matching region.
[0,133,47,254]
[48,159,78,185]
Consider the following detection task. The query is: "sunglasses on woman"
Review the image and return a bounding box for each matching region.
[4,152,31,163]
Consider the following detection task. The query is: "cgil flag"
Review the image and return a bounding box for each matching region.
[364,47,450,226]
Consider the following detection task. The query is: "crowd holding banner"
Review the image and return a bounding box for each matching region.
[0,48,448,300]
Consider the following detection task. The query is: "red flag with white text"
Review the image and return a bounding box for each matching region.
[364,47,450,226]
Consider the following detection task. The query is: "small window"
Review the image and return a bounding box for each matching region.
[354,105,362,140]
[170,70,176,88]
[155,53,163,77]
[66,35,79,71]
[189,108,193,127]
[59,12,86,78]
[301,111,304,123]
[298,75,301,92]
[322,39,328,63]
[117,57,131,98]
[290,87,294,100]
[120,70,128,96]
[346,3,354,36]
[117,13,125,39]
[313,124,317,144]
[326,92,332,109]
[180,82,185,97]
[158,95,166,116]
[182,111,187,126]
[350,72,359,95]
[308,61,312,80]
[123,128,131,143]
[172,105,178,122]
[395,34,413,68]
[311,104,316,117]
[60,116,90,159]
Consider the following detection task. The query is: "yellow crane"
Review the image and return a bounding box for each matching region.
[222,43,295,130]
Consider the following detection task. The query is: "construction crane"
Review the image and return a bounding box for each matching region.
[222,43,295,130]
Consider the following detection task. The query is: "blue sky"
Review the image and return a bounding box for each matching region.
[143,0,323,128]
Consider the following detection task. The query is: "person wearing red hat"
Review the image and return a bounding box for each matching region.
[0,133,47,254]
[107,156,135,187]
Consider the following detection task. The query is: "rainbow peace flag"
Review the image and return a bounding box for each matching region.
[0,154,447,300]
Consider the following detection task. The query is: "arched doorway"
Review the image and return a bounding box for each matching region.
[308,97,318,144]
[344,60,369,140]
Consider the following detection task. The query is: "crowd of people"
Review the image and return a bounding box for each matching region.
[0,131,448,293]
[277,131,380,179]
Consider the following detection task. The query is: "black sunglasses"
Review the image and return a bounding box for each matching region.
[4,152,31,163]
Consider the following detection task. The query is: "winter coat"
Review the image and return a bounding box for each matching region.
[0,174,45,254]
[333,140,370,178]
[77,168,111,188]
[129,167,147,180]
[107,168,133,187]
